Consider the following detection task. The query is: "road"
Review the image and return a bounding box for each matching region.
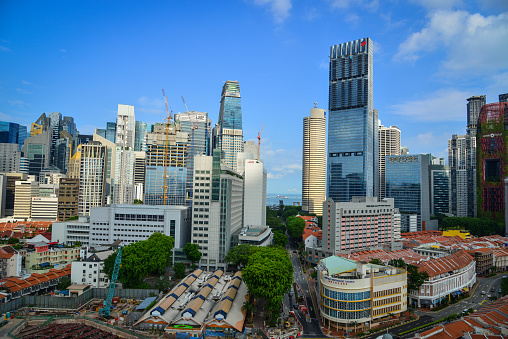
[287,239,326,338]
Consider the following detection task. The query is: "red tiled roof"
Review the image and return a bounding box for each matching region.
[417,250,474,277]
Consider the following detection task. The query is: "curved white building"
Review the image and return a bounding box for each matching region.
[317,256,407,332]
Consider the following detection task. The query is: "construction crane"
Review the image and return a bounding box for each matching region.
[99,246,123,318]
[162,89,172,205]
[181,96,200,193]
[257,123,264,160]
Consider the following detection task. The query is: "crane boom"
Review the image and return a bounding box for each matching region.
[99,246,123,318]
[181,96,190,112]
[257,123,264,160]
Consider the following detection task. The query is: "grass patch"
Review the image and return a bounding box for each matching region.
[398,315,457,336]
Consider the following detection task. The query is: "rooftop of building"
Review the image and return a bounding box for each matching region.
[418,250,474,278]
[338,249,429,265]
[4,265,71,293]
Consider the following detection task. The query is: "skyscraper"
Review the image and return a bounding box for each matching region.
[134,120,149,152]
[78,142,107,216]
[302,104,326,216]
[385,154,430,231]
[116,104,135,150]
[430,159,451,215]
[217,81,243,171]
[327,38,378,202]
[467,95,486,135]
[477,101,507,225]
[379,125,401,199]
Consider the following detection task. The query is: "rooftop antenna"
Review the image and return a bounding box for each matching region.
[314,102,318,108]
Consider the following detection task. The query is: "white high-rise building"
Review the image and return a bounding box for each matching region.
[379,125,401,199]
[13,177,39,219]
[242,159,267,227]
[192,151,243,271]
[448,134,476,217]
[302,105,326,215]
[116,104,136,150]
[31,197,58,220]
[113,147,135,204]
[0,143,21,173]
[79,142,107,216]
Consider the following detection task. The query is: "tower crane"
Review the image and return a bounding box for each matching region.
[99,245,123,318]
[257,123,264,160]
[181,96,200,201]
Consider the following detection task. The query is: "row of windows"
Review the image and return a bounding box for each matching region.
[323,288,370,301]
[373,295,400,307]
[194,189,210,193]
[321,308,370,320]
[194,208,209,212]
[195,170,211,174]
[194,227,209,231]
[374,287,401,298]
[193,233,208,238]
[194,220,209,225]
[322,298,370,310]
[372,304,400,316]
[194,182,210,186]
[194,201,210,206]
[114,214,164,222]
[329,151,364,157]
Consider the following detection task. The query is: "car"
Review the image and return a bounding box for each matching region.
[289,291,293,296]
[491,288,495,292]
[463,309,469,314]
[499,289,502,293]
[481,291,486,295]
[293,304,298,309]
[487,294,492,298]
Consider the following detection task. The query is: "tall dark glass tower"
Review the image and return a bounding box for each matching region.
[217,80,243,171]
[327,38,378,202]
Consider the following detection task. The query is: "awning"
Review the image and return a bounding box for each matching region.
[420,299,433,305]
[40,262,50,267]
[464,287,469,291]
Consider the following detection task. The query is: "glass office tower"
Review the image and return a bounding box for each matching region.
[144,166,187,206]
[217,80,243,171]
[327,38,378,201]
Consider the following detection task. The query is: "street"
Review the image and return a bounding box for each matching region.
[286,238,326,338]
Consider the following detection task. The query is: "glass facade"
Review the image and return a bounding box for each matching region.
[134,120,148,152]
[0,121,27,150]
[385,155,430,222]
[145,166,187,206]
[217,81,243,171]
[327,38,378,201]
[26,144,47,181]
[431,166,450,215]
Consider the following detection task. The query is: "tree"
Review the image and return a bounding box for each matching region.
[273,231,288,247]
[225,244,257,268]
[104,233,175,288]
[286,216,305,239]
[242,300,255,321]
[369,258,384,265]
[133,199,143,204]
[57,277,72,291]
[156,275,171,292]
[173,262,186,279]
[388,258,406,268]
[441,217,503,237]
[7,238,19,244]
[406,264,429,292]
[183,243,202,267]
[73,241,82,247]
[242,246,293,322]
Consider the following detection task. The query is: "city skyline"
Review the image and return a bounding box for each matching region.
[1,1,507,193]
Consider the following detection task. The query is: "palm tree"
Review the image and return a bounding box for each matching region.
[351,321,358,333]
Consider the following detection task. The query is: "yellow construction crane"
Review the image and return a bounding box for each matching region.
[162,89,172,205]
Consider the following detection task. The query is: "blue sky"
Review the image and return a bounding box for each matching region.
[1,0,507,194]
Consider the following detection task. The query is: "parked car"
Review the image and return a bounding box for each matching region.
[481,291,486,295]
[491,288,495,292]
[487,294,492,298]
[499,288,502,293]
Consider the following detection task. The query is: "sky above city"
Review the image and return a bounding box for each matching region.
[1,0,507,194]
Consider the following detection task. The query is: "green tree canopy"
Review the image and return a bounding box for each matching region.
[183,243,202,266]
[242,246,293,320]
[57,276,72,291]
[273,231,288,247]
[7,238,19,244]
[441,217,503,237]
[388,258,405,268]
[73,241,82,247]
[225,244,257,268]
[286,216,306,239]
[406,264,429,292]
[173,262,186,279]
[369,258,384,265]
[133,199,143,204]
[104,233,174,288]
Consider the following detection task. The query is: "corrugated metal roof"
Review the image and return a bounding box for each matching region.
[320,256,358,275]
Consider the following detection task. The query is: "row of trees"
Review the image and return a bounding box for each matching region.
[440,217,504,237]
[226,244,293,324]
[104,233,174,288]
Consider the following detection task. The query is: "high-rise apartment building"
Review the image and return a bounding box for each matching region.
[467,95,486,135]
[378,125,401,199]
[327,38,378,202]
[385,154,430,230]
[58,178,79,221]
[92,133,117,202]
[113,147,135,204]
[78,142,107,216]
[134,151,146,201]
[477,102,507,225]
[3,173,27,217]
[217,81,243,171]
[448,134,477,217]
[323,197,395,254]
[0,143,22,173]
[302,105,326,215]
[192,150,244,271]
[116,104,135,150]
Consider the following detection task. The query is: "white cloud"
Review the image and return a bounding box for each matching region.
[405,131,451,159]
[345,13,360,25]
[137,96,165,115]
[409,0,464,11]
[395,10,508,76]
[304,6,318,21]
[16,88,32,94]
[21,80,32,85]
[253,0,292,23]
[8,100,29,107]
[59,49,67,53]
[390,89,471,122]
